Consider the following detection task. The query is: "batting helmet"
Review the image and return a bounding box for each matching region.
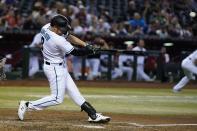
[50,14,72,35]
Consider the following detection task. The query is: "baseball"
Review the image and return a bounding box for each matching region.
[189,11,196,18]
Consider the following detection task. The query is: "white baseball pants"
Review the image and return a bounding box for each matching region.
[86,59,100,80]
[28,63,85,110]
[28,56,39,77]
[72,56,82,80]
[119,66,133,81]
[136,65,152,81]
[173,58,197,90]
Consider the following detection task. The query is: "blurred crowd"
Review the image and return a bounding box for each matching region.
[0,0,197,38]
[0,0,188,82]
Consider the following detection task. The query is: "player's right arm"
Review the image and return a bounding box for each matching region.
[67,34,100,55]
[57,37,96,56]
[67,34,86,47]
[67,34,96,51]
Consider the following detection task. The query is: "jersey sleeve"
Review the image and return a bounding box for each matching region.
[192,50,197,60]
[57,37,74,54]
[29,33,42,47]
[132,47,138,51]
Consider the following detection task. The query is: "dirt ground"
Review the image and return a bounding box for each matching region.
[0,80,197,131]
[0,109,197,131]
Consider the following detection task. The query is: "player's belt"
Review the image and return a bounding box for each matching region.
[45,61,63,66]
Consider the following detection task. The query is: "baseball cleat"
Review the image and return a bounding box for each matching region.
[88,113,110,123]
[18,100,28,120]
[173,88,182,93]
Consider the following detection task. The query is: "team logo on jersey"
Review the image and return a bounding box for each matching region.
[41,29,50,41]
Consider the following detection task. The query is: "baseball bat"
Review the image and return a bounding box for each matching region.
[96,49,148,56]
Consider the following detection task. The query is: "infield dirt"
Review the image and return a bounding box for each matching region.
[0,109,197,131]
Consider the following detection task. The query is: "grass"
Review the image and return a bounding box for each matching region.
[0,86,197,115]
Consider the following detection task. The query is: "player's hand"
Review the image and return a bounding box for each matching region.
[85,43,94,50]
[85,43,99,54]
[92,47,100,54]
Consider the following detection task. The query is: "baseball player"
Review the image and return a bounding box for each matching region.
[118,43,133,81]
[100,54,122,80]
[72,56,82,80]
[132,39,153,81]
[28,33,42,78]
[86,53,101,80]
[18,14,110,123]
[173,50,197,92]
[86,38,106,80]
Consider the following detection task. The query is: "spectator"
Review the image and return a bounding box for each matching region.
[96,18,111,35]
[2,8,19,30]
[0,0,196,39]
[128,12,148,33]
[117,22,128,36]
[127,0,138,19]
[72,18,84,35]
[75,5,86,26]
[23,15,37,30]
[156,26,168,38]
[147,20,159,36]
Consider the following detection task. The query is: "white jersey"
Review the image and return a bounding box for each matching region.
[132,46,146,65]
[118,54,133,67]
[187,50,197,62]
[40,23,74,63]
[29,33,42,47]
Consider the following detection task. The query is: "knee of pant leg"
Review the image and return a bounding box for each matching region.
[188,74,195,80]
[181,59,189,69]
[128,68,133,73]
[118,69,123,76]
[56,97,64,104]
[51,95,64,104]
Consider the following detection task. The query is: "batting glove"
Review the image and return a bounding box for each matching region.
[85,43,99,55]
